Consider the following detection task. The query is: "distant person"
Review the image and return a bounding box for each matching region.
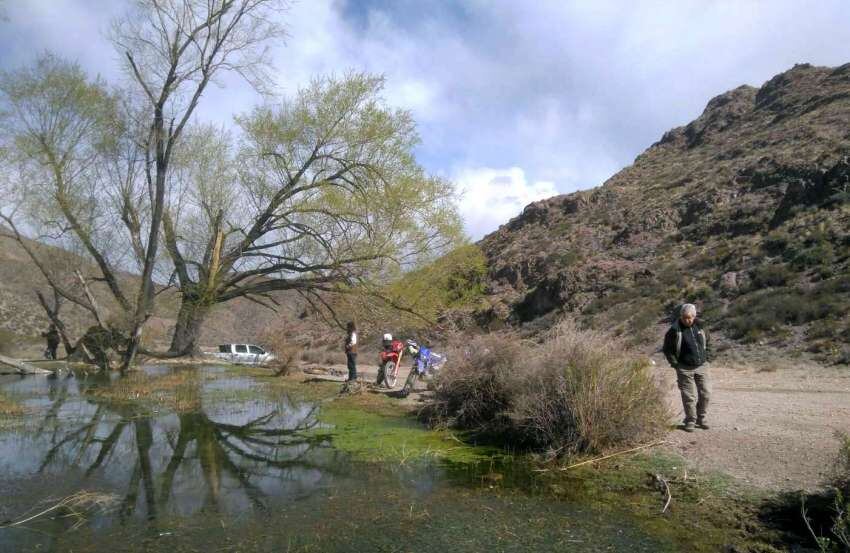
[41,325,60,360]
[663,303,710,432]
[344,321,357,381]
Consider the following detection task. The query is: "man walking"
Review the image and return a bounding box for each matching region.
[663,304,710,432]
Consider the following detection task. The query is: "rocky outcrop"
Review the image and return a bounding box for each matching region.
[474,63,850,357]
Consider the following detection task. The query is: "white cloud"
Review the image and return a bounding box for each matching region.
[2,0,850,238]
[454,167,558,239]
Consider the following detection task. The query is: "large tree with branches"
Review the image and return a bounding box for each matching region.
[161,74,464,354]
[0,0,286,368]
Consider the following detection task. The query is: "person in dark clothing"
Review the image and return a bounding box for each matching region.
[663,303,710,432]
[344,321,358,382]
[42,325,60,360]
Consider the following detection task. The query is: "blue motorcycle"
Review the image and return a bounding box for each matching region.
[399,339,445,397]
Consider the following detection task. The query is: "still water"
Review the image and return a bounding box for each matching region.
[0,367,672,552]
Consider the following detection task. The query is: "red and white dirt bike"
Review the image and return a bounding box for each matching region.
[376,333,405,388]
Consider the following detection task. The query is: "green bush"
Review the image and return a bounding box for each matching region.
[751,264,793,288]
[790,241,836,271]
[426,320,668,455]
[800,435,850,552]
[762,231,790,256]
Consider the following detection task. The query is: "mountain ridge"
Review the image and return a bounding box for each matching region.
[473,62,850,362]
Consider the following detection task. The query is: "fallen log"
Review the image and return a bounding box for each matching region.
[0,354,53,375]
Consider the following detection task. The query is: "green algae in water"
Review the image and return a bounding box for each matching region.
[316,405,502,464]
[0,367,780,553]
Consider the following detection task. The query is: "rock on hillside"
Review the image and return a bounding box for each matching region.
[477,63,850,362]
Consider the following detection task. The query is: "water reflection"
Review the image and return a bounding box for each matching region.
[0,370,672,553]
[0,369,345,523]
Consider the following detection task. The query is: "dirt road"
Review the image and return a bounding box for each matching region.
[658,361,850,491]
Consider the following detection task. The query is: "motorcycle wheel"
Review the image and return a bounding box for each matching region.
[400,370,417,397]
[382,360,398,388]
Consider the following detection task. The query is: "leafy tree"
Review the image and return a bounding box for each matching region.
[160,74,464,354]
[0,0,285,368]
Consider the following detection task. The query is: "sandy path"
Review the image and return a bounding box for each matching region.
[657,361,850,491]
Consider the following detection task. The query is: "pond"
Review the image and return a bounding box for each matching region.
[0,367,683,552]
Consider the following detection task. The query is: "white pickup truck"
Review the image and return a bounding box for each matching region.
[210,344,276,365]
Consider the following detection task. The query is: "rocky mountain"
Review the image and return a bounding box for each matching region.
[475,63,850,363]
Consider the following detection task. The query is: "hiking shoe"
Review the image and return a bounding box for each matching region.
[683,421,696,432]
[697,420,709,430]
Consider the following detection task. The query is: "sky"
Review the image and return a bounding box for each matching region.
[2,0,850,239]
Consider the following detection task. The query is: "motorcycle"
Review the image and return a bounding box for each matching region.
[399,339,445,398]
[376,333,405,388]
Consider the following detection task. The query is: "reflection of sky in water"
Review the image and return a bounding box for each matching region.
[0,367,342,522]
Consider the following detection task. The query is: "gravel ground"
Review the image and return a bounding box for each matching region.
[658,360,850,491]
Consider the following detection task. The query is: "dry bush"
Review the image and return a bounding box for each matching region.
[0,329,17,356]
[513,320,669,454]
[426,319,669,455]
[257,327,299,376]
[426,333,524,438]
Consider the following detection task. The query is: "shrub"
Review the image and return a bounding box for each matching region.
[762,231,789,256]
[425,333,523,438]
[512,320,668,454]
[800,434,850,552]
[751,264,792,288]
[426,320,668,455]
[0,329,17,356]
[725,283,848,342]
[257,327,300,376]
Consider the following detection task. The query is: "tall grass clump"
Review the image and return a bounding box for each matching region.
[425,334,524,440]
[426,319,668,455]
[800,434,850,552]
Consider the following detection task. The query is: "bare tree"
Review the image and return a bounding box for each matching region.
[160,74,464,354]
[0,1,286,368]
[110,0,286,368]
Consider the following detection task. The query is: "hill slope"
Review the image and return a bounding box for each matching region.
[476,63,850,362]
[0,232,336,358]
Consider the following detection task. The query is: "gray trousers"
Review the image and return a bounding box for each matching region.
[675,364,710,423]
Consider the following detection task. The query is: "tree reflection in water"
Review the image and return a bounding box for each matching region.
[31,370,345,522]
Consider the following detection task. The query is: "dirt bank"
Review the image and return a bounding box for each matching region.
[658,360,850,492]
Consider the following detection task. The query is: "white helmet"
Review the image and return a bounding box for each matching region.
[383,333,393,342]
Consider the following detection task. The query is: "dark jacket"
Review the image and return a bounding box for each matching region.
[663,320,708,368]
[43,328,60,346]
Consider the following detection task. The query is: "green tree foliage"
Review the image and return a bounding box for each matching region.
[160,73,465,352]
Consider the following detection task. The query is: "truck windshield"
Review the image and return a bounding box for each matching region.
[249,346,264,354]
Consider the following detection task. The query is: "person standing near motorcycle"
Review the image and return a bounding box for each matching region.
[344,321,358,381]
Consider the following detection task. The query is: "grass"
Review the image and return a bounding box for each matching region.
[251,368,501,463]
[229,368,791,551]
[0,390,25,416]
[87,370,202,413]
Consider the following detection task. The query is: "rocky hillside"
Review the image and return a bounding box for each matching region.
[476,63,850,363]
[0,232,340,360]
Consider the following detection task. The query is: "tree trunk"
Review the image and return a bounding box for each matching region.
[0,354,52,375]
[168,297,210,356]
